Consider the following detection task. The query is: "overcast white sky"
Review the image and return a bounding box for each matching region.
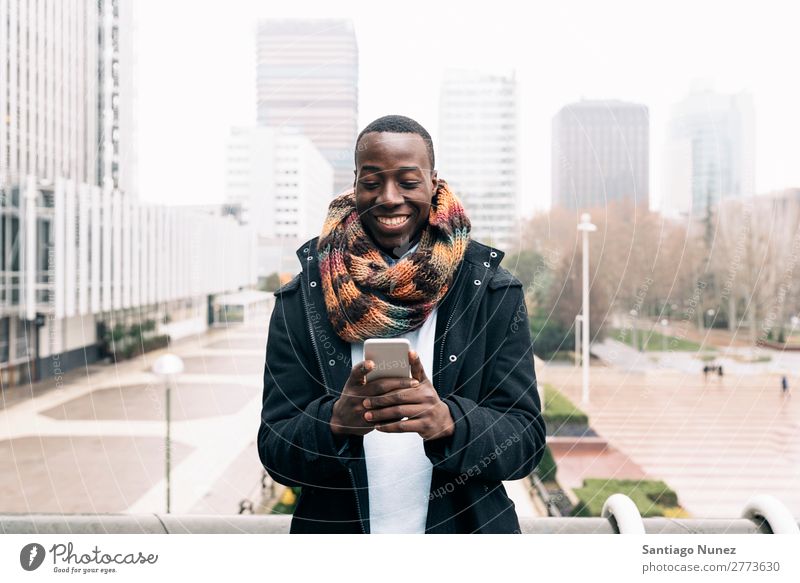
[134,0,800,217]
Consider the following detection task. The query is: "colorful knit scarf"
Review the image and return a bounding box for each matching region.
[316,178,471,343]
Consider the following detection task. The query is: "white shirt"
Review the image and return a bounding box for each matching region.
[348,240,436,533]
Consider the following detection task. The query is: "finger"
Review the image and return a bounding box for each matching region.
[359,376,419,397]
[364,386,428,409]
[364,404,427,423]
[348,360,374,386]
[408,349,428,383]
[375,418,426,434]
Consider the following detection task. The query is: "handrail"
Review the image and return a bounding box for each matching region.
[601,493,645,534]
[0,514,791,534]
[741,494,800,534]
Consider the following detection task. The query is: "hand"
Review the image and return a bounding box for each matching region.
[363,350,455,441]
[330,359,421,437]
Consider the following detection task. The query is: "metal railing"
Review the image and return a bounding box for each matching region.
[2,494,797,534]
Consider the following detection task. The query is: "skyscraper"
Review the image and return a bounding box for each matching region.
[0,0,133,194]
[0,1,257,387]
[662,85,755,217]
[256,19,358,195]
[551,99,650,211]
[439,68,520,250]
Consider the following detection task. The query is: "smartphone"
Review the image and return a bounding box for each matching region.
[363,338,411,382]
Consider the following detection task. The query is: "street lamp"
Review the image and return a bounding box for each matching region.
[152,353,184,514]
[577,213,597,406]
[706,308,715,328]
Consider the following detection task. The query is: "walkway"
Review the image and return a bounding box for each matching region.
[0,321,268,514]
[541,362,800,518]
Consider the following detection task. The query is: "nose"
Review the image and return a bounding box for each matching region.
[374,182,405,208]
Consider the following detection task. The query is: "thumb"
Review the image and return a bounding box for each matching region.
[409,349,428,383]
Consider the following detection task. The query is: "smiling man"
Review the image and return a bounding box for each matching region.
[258,114,546,534]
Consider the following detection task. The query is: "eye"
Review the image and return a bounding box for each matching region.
[401,182,420,189]
[359,182,380,190]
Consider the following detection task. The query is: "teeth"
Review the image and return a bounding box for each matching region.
[377,216,409,226]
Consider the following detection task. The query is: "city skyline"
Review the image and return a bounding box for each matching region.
[134,0,800,218]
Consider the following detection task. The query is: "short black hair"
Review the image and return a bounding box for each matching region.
[354,114,435,171]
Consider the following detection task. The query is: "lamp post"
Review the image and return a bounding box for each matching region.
[578,213,597,406]
[152,353,184,514]
[706,308,715,328]
[660,318,669,352]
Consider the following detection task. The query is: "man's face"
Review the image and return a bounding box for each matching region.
[354,132,437,259]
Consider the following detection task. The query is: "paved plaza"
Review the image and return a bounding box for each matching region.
[0,320,269,515]
[541,360,800,518]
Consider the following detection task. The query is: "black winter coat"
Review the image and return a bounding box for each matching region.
[257,236,546,533]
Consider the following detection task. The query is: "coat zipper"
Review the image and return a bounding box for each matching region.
[299,275,328,395]
[438,267,467,387]
[300,272,367,534]
[347,465,367,534]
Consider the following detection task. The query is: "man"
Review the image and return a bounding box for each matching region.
[258,114,545,533]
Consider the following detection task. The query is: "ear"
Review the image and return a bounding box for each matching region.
[430,168,438,190]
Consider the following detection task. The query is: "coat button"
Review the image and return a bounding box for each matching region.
[474,279,481,285]
[449,354,457,362]
[328,359,335,366]
[490,251,498,258]
[483,261,490,267]
[307,255,313,261]
[483,484,489,492]
[303,247,309,253]
[310,281,317,287]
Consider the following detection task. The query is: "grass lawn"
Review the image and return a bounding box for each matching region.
[543,383,588,426]
[571,478,687,518]
[609,327,708,352]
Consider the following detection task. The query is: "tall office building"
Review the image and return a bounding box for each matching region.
[551,99,650,211]
[662,85,755,217]
[0,0,134,194]
[256,19,358,195]
[439,69,520,250]
[1,1,257,387]
[226,125,334,276]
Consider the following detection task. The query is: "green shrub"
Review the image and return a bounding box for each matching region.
[271,486,302,514]
[543,384,588,427]
[530,310,575,360]
[570,478,681,518]
[533,444,557,482]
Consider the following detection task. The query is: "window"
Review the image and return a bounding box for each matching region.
[0,317,9,363]
[14,318,29,360]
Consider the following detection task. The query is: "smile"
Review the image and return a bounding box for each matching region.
[375,215,410,227]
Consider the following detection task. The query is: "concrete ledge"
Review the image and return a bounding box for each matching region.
[0,514,782,534]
